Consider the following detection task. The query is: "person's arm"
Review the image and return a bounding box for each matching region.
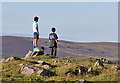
[36,27,39,35]
[55,34,58,47]
[49,34,50,42]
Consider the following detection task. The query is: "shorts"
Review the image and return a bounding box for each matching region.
[34,32,39,39]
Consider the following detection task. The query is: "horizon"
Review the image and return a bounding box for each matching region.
[1,35,118,43]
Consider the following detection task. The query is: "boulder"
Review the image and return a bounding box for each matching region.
[35,64,42,67]
[19,63,24,66]
[36,61,53,69]
[42,65,50,69]
[111,66,120,71]
[0,59,6,63]
[24,50,33,58]
[79,66,88,73]
[20,64,42,76]
[67,60,72,63]
[5,56,22,63]
[100,58,106,62]
[87,67,93,73]
[94,61,104,68]
[37,69,56,76]
[21,66,35,76]
[79,79,87,83]
[38,61,44,64]
[53,60,59,63]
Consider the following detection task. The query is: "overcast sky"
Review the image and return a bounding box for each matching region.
[2,2,118,42]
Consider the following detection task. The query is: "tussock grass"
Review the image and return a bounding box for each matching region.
[2,54,120,82]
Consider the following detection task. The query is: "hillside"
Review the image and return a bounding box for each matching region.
[1,53,120,82]
[1,36,118,61]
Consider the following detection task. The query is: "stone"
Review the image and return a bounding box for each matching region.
[37,69,45,75]
[20,64,42,76]
[5,56,22,63]
[87,67,93,73]
[42,65,50,69]
[79,66,88,73]
[21,66,35,76]
[101,58,106,62]
[53,60,59,63]
[5,58,11,63]
[35,64,42,67]
[0,59,6,63]
[111,66,120,71]
[94,61,104,67]
[38,61,44,64]
[33,52,39,57]
[79,79,87,83]
[67,60,72,63]
[78,69,81,73]
[24,50,33,58]
[19,63,24,66]
[37,69,56,76]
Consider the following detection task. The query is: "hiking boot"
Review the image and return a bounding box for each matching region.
[34,47,40,52]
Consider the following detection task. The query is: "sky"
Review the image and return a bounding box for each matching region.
[2,2,118,42]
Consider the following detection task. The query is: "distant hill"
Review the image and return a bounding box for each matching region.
[1,36,118,61]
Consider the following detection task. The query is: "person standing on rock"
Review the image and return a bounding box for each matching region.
[33,16,40,51]
[49,27,58,57]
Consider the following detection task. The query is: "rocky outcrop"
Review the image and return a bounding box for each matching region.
[94,60,104,68]
[35,60,54,69]
[78,66,88,74]
[87,67,93,73]
[24,50,44,58]
[79,79,87,83]
[1,56,22,63]
[37,69,56,76]
[20,64,56,76]
[20,64,42,76]
[111,66,120,71]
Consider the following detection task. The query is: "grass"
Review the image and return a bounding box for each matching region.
[1,54,120,82]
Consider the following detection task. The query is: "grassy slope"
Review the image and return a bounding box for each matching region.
[1,54,120,82]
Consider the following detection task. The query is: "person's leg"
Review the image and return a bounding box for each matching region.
[33,39,37,47]
[51,47,54,56]
[54,47,57,56]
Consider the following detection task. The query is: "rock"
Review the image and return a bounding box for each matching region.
[5,58,11,63]
[37,69,45,75]
[67,60,72,63]
[20,64,42,76]
[24,50,33,58]
[35,64,42,67]
[87,67,93,73]
[94,61,104,68]
[111,66,120,71]
[0,59,6,63]
[38,61,44,64]
[42,65,50,69]
[37,69,56,76]
[33,52,39,57]
[104,60,113,64]
[65,71,75,76]
[79,66,88,73]
[19,63,24,66]
[101,58,106,62]
[21,66,35,76]
[53,60,59,63]
[78,69,81,73]
[79,79,87,83]
[24,50,44,58]
[5,56,22,63]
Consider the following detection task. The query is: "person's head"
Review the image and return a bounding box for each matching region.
[34,16,39,22]
[40,46,44,51]
[51,27,56,33]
